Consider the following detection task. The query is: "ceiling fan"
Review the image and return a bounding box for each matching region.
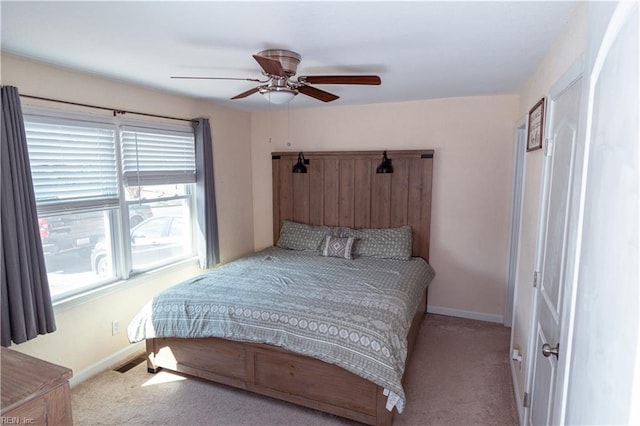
[171,49,381,104]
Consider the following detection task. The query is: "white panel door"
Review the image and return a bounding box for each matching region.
[564,2,639,424]
[529,74,582,425]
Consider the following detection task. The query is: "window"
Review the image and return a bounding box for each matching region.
[24,108,197,301]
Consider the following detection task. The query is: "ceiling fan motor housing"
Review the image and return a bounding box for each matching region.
[257,49,301,77]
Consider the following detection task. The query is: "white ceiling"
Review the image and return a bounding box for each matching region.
[1,1,578,112]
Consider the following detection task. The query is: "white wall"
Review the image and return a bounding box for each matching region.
[1,54,255,379]
[509,2,588,414]
[251,95,519,321]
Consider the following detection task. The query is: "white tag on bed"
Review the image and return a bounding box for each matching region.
[383,389,404,413]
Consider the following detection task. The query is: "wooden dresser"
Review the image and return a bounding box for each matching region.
[1,347,73,425]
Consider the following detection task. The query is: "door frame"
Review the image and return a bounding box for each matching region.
[504,119,527,328]
[523,55,585,425]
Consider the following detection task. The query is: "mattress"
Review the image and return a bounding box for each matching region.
[128,246,435,411]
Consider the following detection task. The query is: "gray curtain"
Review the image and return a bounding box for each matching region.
[1,86,56,347]
[194,118,220,269]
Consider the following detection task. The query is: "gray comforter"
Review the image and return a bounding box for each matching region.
[128,247,435,411]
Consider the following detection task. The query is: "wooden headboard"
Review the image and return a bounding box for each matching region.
[272,150,434,261]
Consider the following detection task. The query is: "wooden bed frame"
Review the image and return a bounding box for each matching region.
[146,150,434,425]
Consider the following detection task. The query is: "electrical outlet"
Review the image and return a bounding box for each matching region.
[111,321,120,336]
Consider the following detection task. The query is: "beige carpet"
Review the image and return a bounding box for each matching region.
[72,314,518,426]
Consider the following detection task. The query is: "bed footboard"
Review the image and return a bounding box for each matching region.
[146,337,388,424]
[145,290,426,426]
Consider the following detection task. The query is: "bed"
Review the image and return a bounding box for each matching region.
[131,150,434,425]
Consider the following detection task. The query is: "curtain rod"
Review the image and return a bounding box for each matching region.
[20,94,199,124]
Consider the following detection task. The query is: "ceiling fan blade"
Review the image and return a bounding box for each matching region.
[298,85,339,102]
[253,54,286,77]
[298,75,381,85]
[171,76,263,82]
[231,87,260,100]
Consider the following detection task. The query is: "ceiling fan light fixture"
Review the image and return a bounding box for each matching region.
[260,86,298,104]
[178,49,380,104]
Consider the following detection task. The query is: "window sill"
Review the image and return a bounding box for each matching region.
[52,257,200,314]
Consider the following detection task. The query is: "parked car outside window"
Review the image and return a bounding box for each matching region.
[39,205,152,258]
[91,215,189,277]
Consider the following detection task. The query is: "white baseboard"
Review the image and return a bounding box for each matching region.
[426,305,504,324]
[70,342,145,388]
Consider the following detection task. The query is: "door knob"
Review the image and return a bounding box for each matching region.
[542,343,559,358]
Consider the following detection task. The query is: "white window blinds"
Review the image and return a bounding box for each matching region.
[120,126,196,187]
[24,115,119,213]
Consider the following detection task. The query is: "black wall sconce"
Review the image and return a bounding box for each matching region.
[376,151,394,174]
[292,152,309,173]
